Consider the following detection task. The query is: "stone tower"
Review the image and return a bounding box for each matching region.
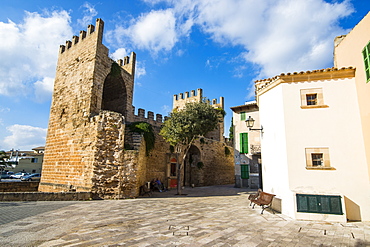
[39,19,138,197]
[173,88,225,141]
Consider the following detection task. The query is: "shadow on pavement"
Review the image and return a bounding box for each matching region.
[138,184,257,199]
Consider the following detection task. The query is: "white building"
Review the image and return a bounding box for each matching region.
[231,101,262,189]
[255,12,370,222]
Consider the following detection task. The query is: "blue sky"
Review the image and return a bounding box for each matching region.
[0,0,369,151]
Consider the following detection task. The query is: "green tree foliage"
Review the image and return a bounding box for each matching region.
[128,122,155,156]
[229,117,234,142]
[160,102,225,147]
[160,101,225,194]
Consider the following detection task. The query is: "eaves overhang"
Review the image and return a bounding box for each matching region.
[255,67,356,99]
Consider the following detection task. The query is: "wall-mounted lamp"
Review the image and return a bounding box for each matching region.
[245,116,263,131]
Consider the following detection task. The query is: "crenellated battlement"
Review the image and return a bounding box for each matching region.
[59,18,104,54]
[173,88,203,110]
[172,88,225,141]
[207,97,224,109]
[131,107,164,128]
[173,88,224,110]
[173,88,202,101]
[116,52,136,76]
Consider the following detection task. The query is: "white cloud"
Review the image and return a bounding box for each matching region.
[1,124,47,151]
[77,2,98,27]
[0,107,10,113]
[135,62,147,78]
[130,9,178,53]
[192,0,354,78]
[133,0,353,78]
[34,77,54,102]
[108,9,179,55]
[111,48,129,61]
[0,10,72,100]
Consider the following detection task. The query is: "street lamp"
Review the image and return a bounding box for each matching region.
[245,116,263,131]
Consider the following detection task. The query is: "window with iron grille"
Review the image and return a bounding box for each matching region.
[311,153,323,166]
[306,94,317,105]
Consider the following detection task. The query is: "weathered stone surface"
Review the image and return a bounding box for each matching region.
[0,182,39,192]
[39,18,235,200]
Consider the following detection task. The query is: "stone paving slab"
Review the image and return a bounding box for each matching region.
[0,185,369,246]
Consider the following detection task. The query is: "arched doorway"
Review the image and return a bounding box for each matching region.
[101,63,127,115]
[184,145,201,187]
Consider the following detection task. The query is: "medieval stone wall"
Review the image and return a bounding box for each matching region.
[40,17,234,199]
[197,138,234,185]
[91,111,125,199]
[39,19,137,194]
[184,138,234,187]
[131,107,163,128]
[143,129,171,184]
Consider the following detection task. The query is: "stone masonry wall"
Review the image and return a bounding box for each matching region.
[39,19,136,194]
[91,111,126,199]
[39,20,107,193]
[144,129,171,185]
[0,182,39,192]
[192,138,235,186]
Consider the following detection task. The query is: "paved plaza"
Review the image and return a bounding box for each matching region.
[0,185,369,246]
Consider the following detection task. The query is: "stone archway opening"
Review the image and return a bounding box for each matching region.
[184,145,202,187]
[102,62,127,115]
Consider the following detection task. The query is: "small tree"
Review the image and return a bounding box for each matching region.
[160,101,225,194]
[229,117,234,142]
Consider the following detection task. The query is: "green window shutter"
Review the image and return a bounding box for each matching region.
[362,42,370,83]
[240,133,248,154]
[297,195,308,212]
[296,194,343,215]
[308,196,319,212]
[320,196,331,213]
[240,112,246,121]
[241,164,249,179]
[329,196,343,214]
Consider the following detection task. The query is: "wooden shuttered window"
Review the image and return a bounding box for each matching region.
[240,133,248,154]
[362,41,370,82]
[296,194,343,215]
[241,164,249,179]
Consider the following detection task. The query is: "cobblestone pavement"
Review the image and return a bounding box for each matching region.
[0,185,369,246]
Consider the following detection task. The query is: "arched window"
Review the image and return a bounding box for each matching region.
[102,63,127,115]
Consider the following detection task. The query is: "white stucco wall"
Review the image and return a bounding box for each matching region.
[233,105,261,155]
[259,77,370,221]
[258,84,293,217]
[232,103,261,188]
[284,78,370,221]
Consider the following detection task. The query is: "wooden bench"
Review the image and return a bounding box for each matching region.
[251,191,276,214]
[248,189,262,206]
